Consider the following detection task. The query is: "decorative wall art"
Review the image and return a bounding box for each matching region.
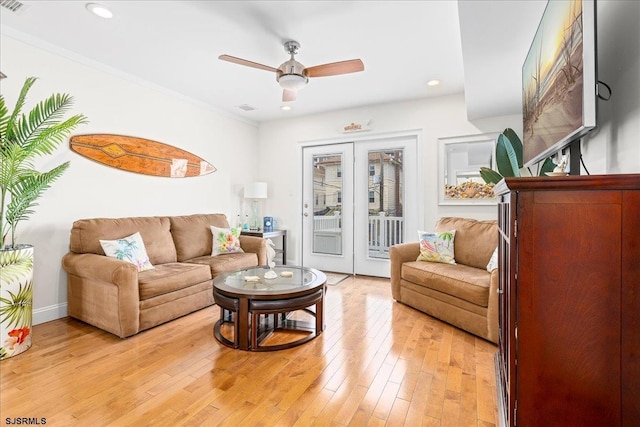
[438,133,499,205]
[339,119,372,133]
[70,134,216,178]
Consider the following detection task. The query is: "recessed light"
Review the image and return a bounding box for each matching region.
[281,105,292,111]
[427,79,440,86]
[86,3,113,19]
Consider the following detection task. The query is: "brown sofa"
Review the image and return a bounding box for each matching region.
[389,217,498,343]
[62,213,267,338]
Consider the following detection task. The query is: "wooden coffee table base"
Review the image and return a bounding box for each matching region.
[213,287,325,351]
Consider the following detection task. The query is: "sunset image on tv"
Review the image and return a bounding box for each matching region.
[522,0,585,164]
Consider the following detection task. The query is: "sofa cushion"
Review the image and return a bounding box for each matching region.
[401,260,490,307]
[186,252,259,277]
[138,262,212,300]
[210,225,244,256]
[170,214,230,261]
[70,216,177,265]
[435,217,497,270]
[100,231,155,272]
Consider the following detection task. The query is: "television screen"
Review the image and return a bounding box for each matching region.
[522,0,597,167]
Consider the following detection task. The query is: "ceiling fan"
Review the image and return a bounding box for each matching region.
[219,40,364,102]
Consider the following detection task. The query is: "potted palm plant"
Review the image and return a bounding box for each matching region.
[0,77,87,359]
[479,128,556,184]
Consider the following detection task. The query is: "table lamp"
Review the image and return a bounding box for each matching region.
[243,182,267,230]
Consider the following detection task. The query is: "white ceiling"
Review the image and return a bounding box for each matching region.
[0,0,546,124]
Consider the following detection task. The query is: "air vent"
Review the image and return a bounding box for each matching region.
[237,104,256,112]
[1,0,26,13]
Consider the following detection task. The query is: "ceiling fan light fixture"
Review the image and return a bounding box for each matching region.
[86,3,113,18]
[278,74,308,91]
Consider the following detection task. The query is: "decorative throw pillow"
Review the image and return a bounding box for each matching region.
[487,247,499,272]
[99,232,154,272]
[416,230,456,264]
[210,226,244,256]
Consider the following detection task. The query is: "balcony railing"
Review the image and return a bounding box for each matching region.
[367,214,404,258]
[313,213,404,258]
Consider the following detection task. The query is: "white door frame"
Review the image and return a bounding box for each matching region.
[301,143,355,274]
[297,129,425,273]
[353,136,419,277]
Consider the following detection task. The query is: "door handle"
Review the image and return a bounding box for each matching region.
[304,212,309,217]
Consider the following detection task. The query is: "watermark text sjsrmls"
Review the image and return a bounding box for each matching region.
[4,418,47,425]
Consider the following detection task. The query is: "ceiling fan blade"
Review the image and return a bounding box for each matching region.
[282,89,297,102]
[304,59,364,78]
[218,55,278,73]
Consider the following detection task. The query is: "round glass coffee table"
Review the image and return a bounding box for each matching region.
[213,265,327,351]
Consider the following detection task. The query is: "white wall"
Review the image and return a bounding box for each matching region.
[258,94,520,265]
[580,0,640,174]
[1,35,259,324]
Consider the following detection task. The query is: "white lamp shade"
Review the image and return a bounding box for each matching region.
[244,182,268,199]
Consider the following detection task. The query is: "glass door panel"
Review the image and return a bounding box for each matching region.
[354,137,417,277]
[302,144,354,274]
[366,149,404,259]
[312,153,343,256]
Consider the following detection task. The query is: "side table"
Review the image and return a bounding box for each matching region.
[240,229,287,265]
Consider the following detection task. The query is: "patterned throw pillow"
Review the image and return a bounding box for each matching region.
[486,247,499,272]
[99,232,154,272]
[416,230,456,264]
[210,226,244,256]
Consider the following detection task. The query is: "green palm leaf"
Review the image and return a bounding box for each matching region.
[480,167,504,185]
[0,280,33,329]
[5,162,70,244]
[503,128,524,168]
[495,134,521,178]
[3,77,36,143]
[0,248,33,286]
[539,157,556,175]
[0,95,9,138]
[0,77,87,247]
[479,128,554,184]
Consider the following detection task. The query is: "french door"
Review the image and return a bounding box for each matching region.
[302,135,418,277]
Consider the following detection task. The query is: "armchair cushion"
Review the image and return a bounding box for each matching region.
[435,217,497,269]
[402,260,491,307]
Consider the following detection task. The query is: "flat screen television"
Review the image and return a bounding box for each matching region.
[522,0,597,168]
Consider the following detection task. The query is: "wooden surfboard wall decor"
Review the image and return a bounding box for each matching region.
[69,134,216,178]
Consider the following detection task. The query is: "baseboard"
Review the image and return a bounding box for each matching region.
[33,303,67,325]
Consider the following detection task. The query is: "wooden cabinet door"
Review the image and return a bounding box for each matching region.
[516,190,622,425]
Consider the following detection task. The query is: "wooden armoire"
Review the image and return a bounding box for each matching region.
[494,174,640,427]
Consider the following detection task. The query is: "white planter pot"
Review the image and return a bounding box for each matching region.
[0,245,34,360]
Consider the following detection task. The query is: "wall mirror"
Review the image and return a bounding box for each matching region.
[438,133,499,205]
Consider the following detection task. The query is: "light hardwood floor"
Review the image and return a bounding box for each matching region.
[0,276,498,426]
